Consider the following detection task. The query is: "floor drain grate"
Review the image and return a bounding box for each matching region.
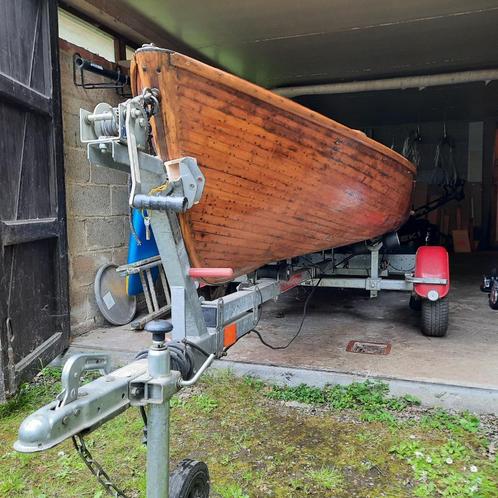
[346,340,391,355]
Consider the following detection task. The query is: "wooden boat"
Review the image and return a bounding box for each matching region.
[131,47,416,282]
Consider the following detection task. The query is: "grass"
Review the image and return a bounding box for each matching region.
[306,467,344,491]
[265,380,421,424]
[0,368,496,497]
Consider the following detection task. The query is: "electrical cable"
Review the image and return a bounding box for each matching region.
[247,277,322,351]
[139,406,147,426]
[182,339,210,358]
[333,253,358,269]
[139,406,148,445]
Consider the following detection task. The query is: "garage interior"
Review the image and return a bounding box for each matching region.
[42,0,498,412]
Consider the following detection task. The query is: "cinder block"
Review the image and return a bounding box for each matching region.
[86,216,125,250]
[123,215,131,237]
[111,185,129,215]
[69,284,91,327]
[67,184,111,217]
[91,164,129,185]
[86,287,107,325]
[70,251,112,286]
[64,146,90,183]
[62,111,82,148]
[112,245,129,265]
[66,218,87,255]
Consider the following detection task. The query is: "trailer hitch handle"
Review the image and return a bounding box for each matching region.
[56,353,111,408]
[178,354,215,387]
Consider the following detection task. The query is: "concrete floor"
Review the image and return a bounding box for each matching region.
[70,252,498,404]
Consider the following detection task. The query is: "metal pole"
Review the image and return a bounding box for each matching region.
[273,68,498,98]
[146,343,171,498]
[370,246,380,298]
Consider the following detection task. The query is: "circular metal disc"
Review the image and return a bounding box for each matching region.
[94,263,137,325]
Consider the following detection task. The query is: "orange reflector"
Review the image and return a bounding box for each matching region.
[223,323,237,348]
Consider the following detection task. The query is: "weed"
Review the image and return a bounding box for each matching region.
[213,483,249,498]
[289,478,311,494]
[327,381,420,412]
[307,466,344,490]
[190,393,218,413]
[0,469,26,494]
[170,395,185,408]
[420,409,480,434]
[265,380,420,425]
[37,366,62,380]
[0,372,61,418]
[265,383,327,404]
[1,368,495,497]
[390,438,496,497]
[242,375,264,391]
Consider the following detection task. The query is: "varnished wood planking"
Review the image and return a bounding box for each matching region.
[132,49,415,282]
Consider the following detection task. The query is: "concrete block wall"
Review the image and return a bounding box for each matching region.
[59,40,130,334]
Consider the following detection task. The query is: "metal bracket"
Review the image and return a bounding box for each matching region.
[129,370,181,406]
[164,157,205,209]
[365,277,382,291]
[87,140,165,176]
[405,275,448,285]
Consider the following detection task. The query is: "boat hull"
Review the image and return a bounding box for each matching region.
[131,48,416,282]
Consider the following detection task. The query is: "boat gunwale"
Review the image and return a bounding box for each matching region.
[167,50,416,176]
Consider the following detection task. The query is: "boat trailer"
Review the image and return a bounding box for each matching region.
[14,89,450,496]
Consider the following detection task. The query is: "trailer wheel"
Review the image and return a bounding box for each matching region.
[421,297,449,337]
[409,295,422,311]
[169,459,210,498]
[489,281,498,310]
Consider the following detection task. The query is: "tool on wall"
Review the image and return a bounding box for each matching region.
[431,123,460,189]
[402,126,422,167]
[73,53,131,96]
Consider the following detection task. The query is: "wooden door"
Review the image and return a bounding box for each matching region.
[0,0,70,400]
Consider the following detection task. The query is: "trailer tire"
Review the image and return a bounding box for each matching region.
[169,459,210,498]
[489,281,498,310]
[421,297,449,337]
